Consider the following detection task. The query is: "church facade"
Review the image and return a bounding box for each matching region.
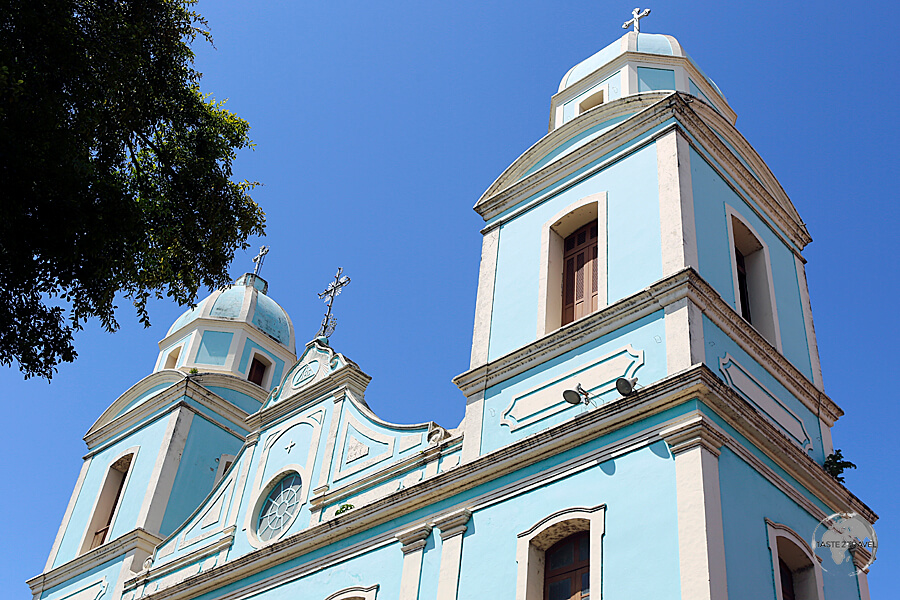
[29,27,875,600]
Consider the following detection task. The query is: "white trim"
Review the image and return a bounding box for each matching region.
[536,193,607,338]
[397,524,432,600]
[334,413,397,481]
[137,408,193,535]
[78,446,140,556]
[657,129,698,275]
[725,204,783,351]
[470,228,500,368]
[794,254,824,390]
[766,519,825,600]
[434,509,471,600]
[664,297,704,375]
[324,585,379,600]
[460,389,484,464]
[660,415,728,600]
[46,456,93,570]
[515,505,605,600]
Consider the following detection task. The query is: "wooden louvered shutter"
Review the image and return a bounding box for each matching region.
[562,222,599,326]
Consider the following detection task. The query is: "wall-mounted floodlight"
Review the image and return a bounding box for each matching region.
[615,377,639,396]
[563,383,593,406]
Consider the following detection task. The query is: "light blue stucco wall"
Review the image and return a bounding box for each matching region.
[481,311,666,454]
[155,334,191,371]
[53,415,172,567]
[169,407,687,600]
[689,146,814,381]
[637,67,676,92]
[526,113,632,179]
[195,331,234,366]
[488,141,662,360]
[114,382,174,418]
[206,385,263,416]
[159,414,245,537]
[718,441,862,600]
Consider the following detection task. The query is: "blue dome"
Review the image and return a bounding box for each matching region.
[166,274,295,351]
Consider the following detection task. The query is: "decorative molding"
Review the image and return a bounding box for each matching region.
[719,354,812,453]
[477,93,809,256]
[84,378,252,453]
[28,528,162,597]
[324,585,379,600]
[659,414,726,457]
[501,345,643,431]
[397,524,431,600]
[515,506,605,600]
[126,366,872,600]
[45,456,93,571]
[334,414,395,480]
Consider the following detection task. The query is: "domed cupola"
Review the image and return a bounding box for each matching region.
[549,28,735,131]
[154,273,297,390]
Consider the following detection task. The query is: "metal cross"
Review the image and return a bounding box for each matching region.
[252,245,270,276]
[316,267,351,338]
[622,7,651,33]
[285,440,295,453]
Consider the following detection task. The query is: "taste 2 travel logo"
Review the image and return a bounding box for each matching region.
[811,512,877,575]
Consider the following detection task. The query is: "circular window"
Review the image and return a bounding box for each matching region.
[256,473,303,542]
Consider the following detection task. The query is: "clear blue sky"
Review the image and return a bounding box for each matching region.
[4,1,897,596]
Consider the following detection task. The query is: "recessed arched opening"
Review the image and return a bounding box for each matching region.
[727,208,780,349]
[766,520,823,600]
[578,88,606,115]
[164,346,182,370]
[80,451,135,554]
[537,194,607,337]
[248,352,273,387]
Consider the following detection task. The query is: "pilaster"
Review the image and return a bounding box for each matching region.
[397,523,433,600]
[434,509,472,600]
[660,414,728,600]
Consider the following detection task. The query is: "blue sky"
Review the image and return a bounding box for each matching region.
[3,1,897,596]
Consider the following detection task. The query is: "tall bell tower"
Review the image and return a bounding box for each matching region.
[454,21,875,600]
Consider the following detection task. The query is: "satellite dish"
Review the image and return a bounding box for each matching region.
[563,389,584,405]
[615,377,638,396]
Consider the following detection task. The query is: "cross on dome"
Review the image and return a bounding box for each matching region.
[252,245,269,276]
[622,7,651,33]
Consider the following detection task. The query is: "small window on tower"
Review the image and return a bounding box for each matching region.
[578,88,606,114]
[164,346,181,370]
[248,355,270,387]
[562,223,599,326]
[81,453,134,554]
[728,211,779,348]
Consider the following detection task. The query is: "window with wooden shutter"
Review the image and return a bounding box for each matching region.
[544,532,590,600]
[561,222,599,326]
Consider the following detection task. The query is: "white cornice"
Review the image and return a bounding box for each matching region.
[125,364,872,600]
[84,378,252,452]
[454,268,841,426]
[27,528,162,596]
[477,94,810,253]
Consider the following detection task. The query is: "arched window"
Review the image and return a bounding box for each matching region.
[163,346,181,369]
[516,506,605,600]
[727,208,781,349]
[545,532,590,600]
[537,194,607,337]
[766,520,823,600]
[80,451,135,554]
[248,353,272,387]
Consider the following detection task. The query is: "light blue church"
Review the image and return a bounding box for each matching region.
[29,24,876,600]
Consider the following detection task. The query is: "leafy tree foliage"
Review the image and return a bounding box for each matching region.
[0,0,265,379]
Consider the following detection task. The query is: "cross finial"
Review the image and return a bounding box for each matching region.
[252,245,269,276]
[316,268,351,339]
[622,7,651,33]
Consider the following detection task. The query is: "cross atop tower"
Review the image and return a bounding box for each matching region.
[252,245,270,276]
[316,267,351,339]
[622,7,651,33]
